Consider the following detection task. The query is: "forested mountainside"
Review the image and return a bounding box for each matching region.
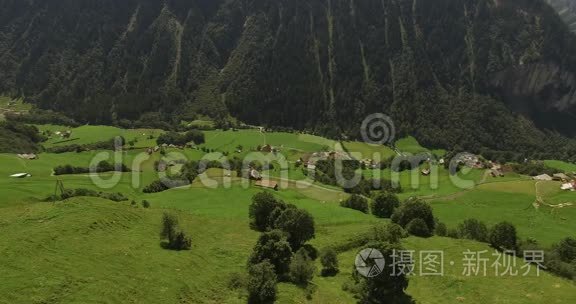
[548,0,576,32]
[2,0,576,158]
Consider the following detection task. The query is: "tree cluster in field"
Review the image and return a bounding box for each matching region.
[156,130,205,146]
[511,161,561,176]
[439,218,576,281]
[143,159,227,193]
[0,121,45,153]
[131,200,151,209]
[245,192,317,302]
[47,188,128,202]
[160,213,191,251]
[340,194,435,238]
[142,178,190,194]
[53,161,130,175]
[46,137,126,153]
[310,159,402,196]
[6,109,80,127]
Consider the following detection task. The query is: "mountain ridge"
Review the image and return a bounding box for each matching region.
[1,0,576,158]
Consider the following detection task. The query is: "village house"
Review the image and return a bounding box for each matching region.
[533,174,553,181]
[249,168,262,180]
[561,181,575,191]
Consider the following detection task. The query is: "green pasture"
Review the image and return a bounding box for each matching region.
[0,126,575,303]
[37,124,163,148]
[544,160,576,173]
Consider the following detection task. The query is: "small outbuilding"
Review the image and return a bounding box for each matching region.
[17,153,37,160]
[10,173,31,178]
[254,180,279,191]
[553,173,569,181]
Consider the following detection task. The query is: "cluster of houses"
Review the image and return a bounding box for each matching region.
[533,172,576,191]
[145,143,196,155]
[297,151,353,171]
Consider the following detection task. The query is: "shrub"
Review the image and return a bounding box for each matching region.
[457,219,489,242]
[447,228,460,239]
[142,178,189,194]
[227,272,247,290]
[406,218,431,237]
[160,213,191,251]
[371,223,407,244]
[489,222,518,251]
[372,193,400,218]
[247,261,278,304]
[301,244,319,261]
[435,222,448,237]
[555,237,576,263]
[340,194,369,214]
[142,200,151,208]
[289,248,316,286]
[47,188,127,202]
[320,248,339,277]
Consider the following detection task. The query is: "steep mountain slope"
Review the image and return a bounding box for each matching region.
[547,0,576,32]
[1,0,576,157]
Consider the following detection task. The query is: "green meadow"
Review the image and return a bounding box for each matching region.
[0,125,575,303]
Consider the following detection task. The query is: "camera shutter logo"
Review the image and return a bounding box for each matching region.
[355,248,386,278]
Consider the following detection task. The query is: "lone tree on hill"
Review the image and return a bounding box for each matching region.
[406,218,431,237]
[489,222,518,251]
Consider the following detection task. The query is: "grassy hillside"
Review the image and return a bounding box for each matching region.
[0,127,575,303]
[0,197,574,304]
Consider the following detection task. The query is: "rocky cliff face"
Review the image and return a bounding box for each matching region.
[1,0,576,149]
